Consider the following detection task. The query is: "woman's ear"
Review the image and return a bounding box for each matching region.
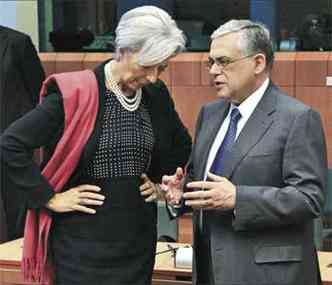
[253,53,267,74]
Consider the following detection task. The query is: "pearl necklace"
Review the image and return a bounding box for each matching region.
[104,61,142,112]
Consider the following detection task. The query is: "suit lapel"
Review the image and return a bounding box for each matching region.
[221,84,277,179]
[196,100,230,179]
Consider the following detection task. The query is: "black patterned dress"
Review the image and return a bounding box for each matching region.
[51,89,157,285]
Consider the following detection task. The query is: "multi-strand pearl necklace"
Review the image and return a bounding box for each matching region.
[104,61,142,112]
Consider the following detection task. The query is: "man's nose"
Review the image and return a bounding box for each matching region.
[209,63,222,75]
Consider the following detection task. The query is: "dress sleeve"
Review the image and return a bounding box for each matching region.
[162,84,192,171]
[0,93,64,209]
[147,81,192,182]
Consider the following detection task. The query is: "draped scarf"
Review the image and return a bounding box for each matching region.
[22,70,99,284]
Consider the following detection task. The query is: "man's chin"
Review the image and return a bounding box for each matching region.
[215,89,231,100]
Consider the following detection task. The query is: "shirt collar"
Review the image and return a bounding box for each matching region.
[231,77,270,119]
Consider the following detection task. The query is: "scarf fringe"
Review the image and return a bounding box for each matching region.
[22,257,36,282]
[22,257,52,284]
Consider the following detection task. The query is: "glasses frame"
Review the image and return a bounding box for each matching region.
[206,53,257,70]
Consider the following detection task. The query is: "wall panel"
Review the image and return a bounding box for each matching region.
[171,86,216,136]
[296,52,329,86]
[55,53,85,73]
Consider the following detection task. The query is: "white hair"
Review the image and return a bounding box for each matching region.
[115,6,186,66]
[211,19,274,69]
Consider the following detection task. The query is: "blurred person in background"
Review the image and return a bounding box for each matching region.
[0,25,45,243]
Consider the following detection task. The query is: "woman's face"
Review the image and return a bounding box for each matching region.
[118,52,169,93]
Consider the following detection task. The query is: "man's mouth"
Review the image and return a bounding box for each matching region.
[214,81,226,88]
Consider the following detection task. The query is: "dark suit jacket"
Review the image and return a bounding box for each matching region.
[186,82,327,285]
[0,62,192,211]
[0,26,45,242]
[0,25,45,132]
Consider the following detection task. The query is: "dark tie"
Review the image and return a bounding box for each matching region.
[210,107,242,175]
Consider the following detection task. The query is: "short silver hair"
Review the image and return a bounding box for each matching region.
[211,19,274,70]
[115,6,186,66]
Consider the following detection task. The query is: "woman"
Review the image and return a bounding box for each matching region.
[0,6,191,285]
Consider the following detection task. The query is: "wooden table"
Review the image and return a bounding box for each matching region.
[318,251,332,285]
[3,239,332,285]
[154,242,191,285]
[0,239,191,285]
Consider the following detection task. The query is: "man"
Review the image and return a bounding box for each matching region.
[0,25,45,242]
[162,19,327,285]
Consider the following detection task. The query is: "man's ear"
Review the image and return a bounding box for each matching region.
[253,53,267,75]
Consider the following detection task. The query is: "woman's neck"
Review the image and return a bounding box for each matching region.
[108,60,135,97]
[109,60,122,84]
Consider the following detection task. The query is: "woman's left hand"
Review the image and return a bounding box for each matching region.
[140,173,162,202]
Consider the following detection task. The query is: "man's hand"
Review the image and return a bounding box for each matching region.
[140,173,161,202]
[161,167,184,205]
[183,172,236,210]
[46,184,105,214]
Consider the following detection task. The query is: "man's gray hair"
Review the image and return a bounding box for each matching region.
[211,19,274,70]
[115,6,186,66]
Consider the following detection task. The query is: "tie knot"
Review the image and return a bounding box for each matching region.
[230,107,241,122]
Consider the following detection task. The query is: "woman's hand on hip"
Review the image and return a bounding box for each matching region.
[45,184,105,214]
[140,174,162,202]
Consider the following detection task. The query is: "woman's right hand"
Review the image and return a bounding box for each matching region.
[45,184,105,214]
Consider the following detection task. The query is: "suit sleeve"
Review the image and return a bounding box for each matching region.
[0,93,64,209]
[17,35,45,107]
[233,108,327,231]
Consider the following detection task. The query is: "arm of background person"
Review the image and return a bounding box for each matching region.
[0,93,64,209]
[16,34,45,108]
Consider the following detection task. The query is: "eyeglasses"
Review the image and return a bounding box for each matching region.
[206,54,256,70]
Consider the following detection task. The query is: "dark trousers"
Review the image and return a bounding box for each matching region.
[196,211,214,285]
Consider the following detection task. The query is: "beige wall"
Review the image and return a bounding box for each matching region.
[16,0,39,50]
[0,1,39,50]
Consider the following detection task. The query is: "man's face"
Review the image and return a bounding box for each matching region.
[208,32,257,104]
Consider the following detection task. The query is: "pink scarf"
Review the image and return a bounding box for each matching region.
[22,70,99,284]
